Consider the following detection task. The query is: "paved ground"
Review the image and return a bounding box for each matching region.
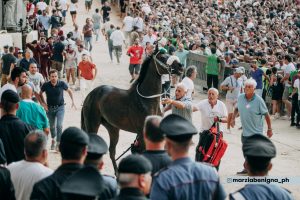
[48,1,300,198]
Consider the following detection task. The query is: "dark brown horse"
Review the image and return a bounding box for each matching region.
[81,51,183,172]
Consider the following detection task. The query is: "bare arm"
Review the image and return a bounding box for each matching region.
[265,114,273,138]
[39,91,48,112]
[162,98,185,109]
[66,88,76,109]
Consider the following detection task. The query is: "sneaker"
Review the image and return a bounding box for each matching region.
[51,140,55,150]
[236,169,248,175]
[280,115,290,120]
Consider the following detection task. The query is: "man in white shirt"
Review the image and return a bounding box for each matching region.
[28,63,45,103]
[36,0,47,11]
[122,13,134,41]
[181,65,197,99]
[110,26,125,64]
[133,14,144,33]
[280,55,295,118]
[142,28,157,47]
[194,88,228,132]
[8,130,53,200]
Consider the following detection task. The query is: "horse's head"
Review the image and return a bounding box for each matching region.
[153,51,184,76]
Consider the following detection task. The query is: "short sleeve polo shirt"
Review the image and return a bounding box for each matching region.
[41,81,68,106]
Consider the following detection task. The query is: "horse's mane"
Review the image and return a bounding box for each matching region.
[131,56,152,87]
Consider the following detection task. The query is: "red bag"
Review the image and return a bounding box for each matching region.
[196,122,228,167]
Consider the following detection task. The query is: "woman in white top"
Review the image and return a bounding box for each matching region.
[69,1,78,24]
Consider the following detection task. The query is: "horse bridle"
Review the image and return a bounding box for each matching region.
[136,52,173,99]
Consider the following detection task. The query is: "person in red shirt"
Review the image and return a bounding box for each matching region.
[127,39,144,83]
[78,54,98,103]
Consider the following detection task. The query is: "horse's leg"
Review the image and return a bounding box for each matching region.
[102,121,120,175]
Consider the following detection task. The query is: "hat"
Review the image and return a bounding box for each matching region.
[60,127,89,146]
[234,68,243,74]
[243,134,276,158]
[118,154,152,174]
[160,114,198,142]
[61,166,105,198]
[87,134,108,159]
[1,90,20,103]
[0,139,6,165]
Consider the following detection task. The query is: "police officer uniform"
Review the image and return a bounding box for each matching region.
[150,114,226,200]
[61,166,107,200]
[86,134,118,199]
[116,154,152,200]
[230,134,293,200]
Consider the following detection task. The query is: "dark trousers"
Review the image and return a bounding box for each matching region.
[207,74,218,89]
[291,93,300,124]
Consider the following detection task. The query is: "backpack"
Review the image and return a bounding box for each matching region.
[195,122,228,167]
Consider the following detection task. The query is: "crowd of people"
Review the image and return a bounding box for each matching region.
[0,0,298,199]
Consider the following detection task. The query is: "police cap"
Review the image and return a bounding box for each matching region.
[118,154,152,174]
[1,90,20,103]
[87,134,108,159]
[61,166,105,198]
[243,134,276,158]
[160,114,198,142]
[61,127,89,146]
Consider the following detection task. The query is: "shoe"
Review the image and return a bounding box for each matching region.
[51,140,55,150]
[129,79,134,83]
[236,169,248,175]
[280,115,289,120]
[55,142,60,152]
[290,122,296,126]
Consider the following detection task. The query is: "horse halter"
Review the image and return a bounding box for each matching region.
[136,52,173,99]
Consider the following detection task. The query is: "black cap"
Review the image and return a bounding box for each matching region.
[118,154,152,174]
[243,134,276,158]
[61,127,89,146]
[87,134,108,159]
[0,139,6,165]
[1,90,20,103]
[61,166,105,198]
[160,114,198,142]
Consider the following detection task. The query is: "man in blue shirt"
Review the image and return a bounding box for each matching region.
[150,114,226,200]
[230,135,293,200]
[231,78,272,174]
[250,60,266,98]
[40,69,76,151]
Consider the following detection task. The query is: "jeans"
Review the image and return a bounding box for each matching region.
[84,36,93,51]
[113,45,122,63]
[47,105,65,142]
[108,43,113,61]
[207,74,218,89]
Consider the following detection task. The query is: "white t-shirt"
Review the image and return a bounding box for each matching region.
[181,77,194,99]
[196,99,228,131]
[69,3,77,12]
[59,0,68,10]
[284,63,296,86]
[36,1,47,11]
[28,72,45,93]
[123,16,134,32]
[8,160,53,200]
[293,78,300,100]
[110,30,125,46]
[133,17,144,32]
[0,83,17,102]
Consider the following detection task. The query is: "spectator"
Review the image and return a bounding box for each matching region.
[82,18,94,52]
[181,65,197,99]
[0,47,17,86]
[50,9,62,29]
[175,43,189,68]
[36,0,48,12]
[8,130,53,200]
[85,0,92,13]
[127,39,143,83]
[206,47,221,89]
[110,26,125,64]
[142,115,172,176]
[27,63,45,103]
[65,45,77,87]
[0,90,34,164]
[162,83,193,122]
[50,36,65,79]
[17,84,49,134]
[69,0,78,24]
[269,67,284,119]
[122,13,134,42]
[101,1,111,23]
[31,127,89,199]
[250,60,266,97]
[291,70,300,128]
[92,9,101,42]
[37,11,51,37]
[19,50,37,72]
